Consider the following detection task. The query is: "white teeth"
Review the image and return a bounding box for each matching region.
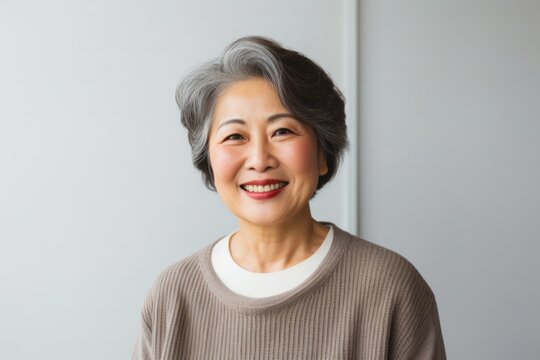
[242,182,287,193]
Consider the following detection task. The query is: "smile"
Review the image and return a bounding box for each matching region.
[239,180,289,200]
[240,182,288,193]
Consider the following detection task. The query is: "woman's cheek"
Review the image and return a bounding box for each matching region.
[210,146,241,180]
[283,139,319,173]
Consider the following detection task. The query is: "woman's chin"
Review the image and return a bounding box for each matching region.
[233,205,312,229]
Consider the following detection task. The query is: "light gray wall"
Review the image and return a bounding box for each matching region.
[0,1,355,359]
[358,1,540,359]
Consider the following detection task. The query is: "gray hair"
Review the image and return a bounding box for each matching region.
[175,36,348,191]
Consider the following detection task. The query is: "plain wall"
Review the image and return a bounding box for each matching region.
[358,1,540,359]
[0,1,355,359]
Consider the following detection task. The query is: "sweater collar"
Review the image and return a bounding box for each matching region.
[197,222,354,315]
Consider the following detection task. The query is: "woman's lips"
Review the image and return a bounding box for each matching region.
[241,179,288,186]
[240,180,288,200]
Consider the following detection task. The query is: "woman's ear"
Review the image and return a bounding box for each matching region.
[318,150,328,176]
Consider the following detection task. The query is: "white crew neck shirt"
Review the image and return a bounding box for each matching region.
[210,226,333,298]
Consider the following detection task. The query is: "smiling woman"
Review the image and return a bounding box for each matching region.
[132,36,447,359]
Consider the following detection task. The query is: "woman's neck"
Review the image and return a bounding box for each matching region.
[230,211,329,273]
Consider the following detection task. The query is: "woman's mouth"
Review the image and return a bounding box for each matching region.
[240,182,288,193]
[240,181,288,199]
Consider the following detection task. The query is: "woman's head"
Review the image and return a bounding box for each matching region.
[176,36,348,192]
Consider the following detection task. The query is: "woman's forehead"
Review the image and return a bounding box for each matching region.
[212,78,289,125]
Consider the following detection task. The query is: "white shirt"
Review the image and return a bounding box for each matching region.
[210,226,333,298]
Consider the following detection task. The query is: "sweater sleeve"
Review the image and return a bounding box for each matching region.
[394,296,446,360]
[389,257,447,360]
[131,283,156,360]
[131,316,153,360]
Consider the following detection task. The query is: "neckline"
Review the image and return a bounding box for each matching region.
[211,226,334,298]
[198,222,352,315]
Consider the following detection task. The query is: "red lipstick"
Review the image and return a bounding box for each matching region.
[240,179,288,200]
[241,179,286,186]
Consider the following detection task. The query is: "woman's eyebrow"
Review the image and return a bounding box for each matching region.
[218,113,297,130]
[267,113,297,122]
[218,119,245,129]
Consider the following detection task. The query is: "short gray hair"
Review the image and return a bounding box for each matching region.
[176,36,348,191]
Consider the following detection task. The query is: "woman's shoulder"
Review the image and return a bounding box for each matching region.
[332,224,435,301]
[142,242,216,306]
[330,225,445,359]
[157,242,213,285]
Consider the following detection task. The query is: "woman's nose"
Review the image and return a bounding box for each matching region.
[245,138,278,172]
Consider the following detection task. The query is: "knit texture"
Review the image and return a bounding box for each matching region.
[132,224,446,360]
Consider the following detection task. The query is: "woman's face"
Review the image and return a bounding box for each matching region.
[208,77,327,227]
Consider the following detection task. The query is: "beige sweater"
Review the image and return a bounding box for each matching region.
[132,224,446,360]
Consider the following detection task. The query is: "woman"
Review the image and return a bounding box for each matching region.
[132,36,446,360]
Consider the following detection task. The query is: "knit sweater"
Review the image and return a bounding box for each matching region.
[132,224,446,360]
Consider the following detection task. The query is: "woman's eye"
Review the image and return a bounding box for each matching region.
[224,133,244,141]
[273,128,293,136]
